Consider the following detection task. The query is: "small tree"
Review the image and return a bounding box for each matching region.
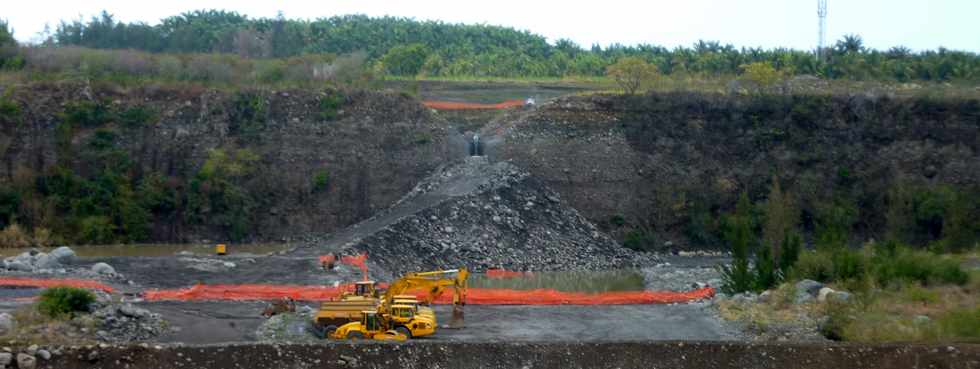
[606,57,659,95]
[762,176,798,263]
[739,62,783,91]
[718,192,757,294]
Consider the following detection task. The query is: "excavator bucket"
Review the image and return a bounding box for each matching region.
[449,304,464,328]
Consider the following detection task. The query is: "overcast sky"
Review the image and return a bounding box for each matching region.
[4,0,978,52]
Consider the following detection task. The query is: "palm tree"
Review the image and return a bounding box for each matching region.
[835,34,865,54]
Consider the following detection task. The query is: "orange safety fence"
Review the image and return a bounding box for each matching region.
[423,100,525,110]
[485,268,533,279]
[143,282,714,305]
[341,253,369,281]
[0,277,114,292]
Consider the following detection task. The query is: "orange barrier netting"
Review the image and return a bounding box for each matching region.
[0,277,114,292]
[485,268,533,279]
[423,100,525,110]
[144,283,714,305]
[341,253,369,281]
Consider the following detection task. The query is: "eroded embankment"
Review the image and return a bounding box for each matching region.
[38,342,980,369]
[493,93,980,250]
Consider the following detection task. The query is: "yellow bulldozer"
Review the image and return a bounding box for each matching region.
[313,268,468,340]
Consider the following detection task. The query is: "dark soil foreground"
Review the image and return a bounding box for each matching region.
[37,342,979,369]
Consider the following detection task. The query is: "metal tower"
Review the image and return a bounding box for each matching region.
[817,0,828,60]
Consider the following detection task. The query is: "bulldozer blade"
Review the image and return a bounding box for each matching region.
[449,306,465,329]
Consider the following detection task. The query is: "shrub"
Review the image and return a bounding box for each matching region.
[37,287,95,318]
[610,215,626,227]
[606,57,660,95]
[623,229,658,252]
[873,247,968,287]
[739,62,784,91]
[229,92,267,138]
[78,215,116,244]
[0,223,31,248]
[119,106,157,129]
[61,101,112,128]
[311,170,330,193]
[318,92,344,121]
[0,96,20,126]
[935,307,980,342]
[792,250,835,283]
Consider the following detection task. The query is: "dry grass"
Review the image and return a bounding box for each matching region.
[0,303,99,346]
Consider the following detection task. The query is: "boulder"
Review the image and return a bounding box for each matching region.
[794,279,824,304]
[6,260,32,272]
[49,246,77,263]
[0,352,11,366]
[36,349,51,360]
[828,291,852,303]
[817,287,835,302]
[92,263,115,275]
[34,253,61,270]
[16,353,36,369]
[118,304,150,318]
[0,313,14,336]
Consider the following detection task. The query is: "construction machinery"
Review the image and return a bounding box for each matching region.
[330,310,408,341]
[314,268,468,340]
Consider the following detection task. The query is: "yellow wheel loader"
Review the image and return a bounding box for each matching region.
[331,310,408,341]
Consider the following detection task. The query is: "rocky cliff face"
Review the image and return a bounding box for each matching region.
[0,81,450,242]
[494,93,980,250]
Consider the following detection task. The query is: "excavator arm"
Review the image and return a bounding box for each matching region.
[381,268,468,328]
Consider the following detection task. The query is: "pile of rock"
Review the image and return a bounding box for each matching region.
[91,303,168,343]
[254,306,318,343]
[0,344,59,369]
[0,247,120,279]
[346,159,658,276]
[1,247,77,273]
[793,280,851,304]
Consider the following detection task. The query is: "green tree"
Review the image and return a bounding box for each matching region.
[606,57,659,95]
[718,192,757,294]
[381,43,429,76]
[739,62,784,90]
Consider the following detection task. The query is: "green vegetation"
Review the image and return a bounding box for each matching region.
[318,92,344,121]
[187,148,260,241]
[37,287,96,318]
[311,170,330,193]
[622,229,658,252]
[605,57,660,94]
[6,10,973,82]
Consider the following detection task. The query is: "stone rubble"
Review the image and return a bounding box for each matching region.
[342,158,658,276]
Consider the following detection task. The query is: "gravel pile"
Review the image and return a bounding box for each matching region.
[92,303,168,343]
[254,306,319,343]
[345,158,657,276]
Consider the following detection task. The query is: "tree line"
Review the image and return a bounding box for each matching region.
[18,10,977,81]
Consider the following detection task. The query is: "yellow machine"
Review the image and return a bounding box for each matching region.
[330,311,407,341]
[317,268,468,340]
[380,268,469,330]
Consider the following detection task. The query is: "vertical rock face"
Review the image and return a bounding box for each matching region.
[329,157,657,276]
[0,83,450,242]
[495,94,980,250]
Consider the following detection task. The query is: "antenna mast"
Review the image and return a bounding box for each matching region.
[817,0,828,61]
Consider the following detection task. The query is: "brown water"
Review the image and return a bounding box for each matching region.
[0,243,292,258]
[469,269,646,293]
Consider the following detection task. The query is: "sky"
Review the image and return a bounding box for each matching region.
[4,0,979,52]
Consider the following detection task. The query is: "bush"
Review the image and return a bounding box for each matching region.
[61,101,112,128]
[37,287,95,318]
[311,170,330,193]
[623,229,658,252]
[319,92,344,121]
[935,307,980,342]
[0,96,20,126]
[610,215,626,227]
[792,250,835,283]
[119,106,157,129]
[0,223,31,248]
[873,247,968,287]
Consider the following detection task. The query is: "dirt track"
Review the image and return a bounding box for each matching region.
[140,301,743,344]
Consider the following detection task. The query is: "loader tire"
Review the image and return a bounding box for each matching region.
[347,331,365,340]
[395,326,412,338]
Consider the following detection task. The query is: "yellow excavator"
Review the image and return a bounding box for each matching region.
[326,268,468,340]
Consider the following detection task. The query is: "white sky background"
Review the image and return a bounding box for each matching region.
[4,0,979,52]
